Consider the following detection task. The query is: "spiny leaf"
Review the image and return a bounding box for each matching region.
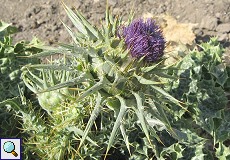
[132,92,152,145]
[60,67,68,84]
[48,70,56,85]
[62,2,87,36]
[103,54,120,76]
[104,1,113,45]
[134,73,167,85]
[0,21,11,32]
[105,95,128,159]
[21,73,38,93]
[160,143,184,159]
[148,99,174,133]
[77,93,102,151]
[154,71,178,80]
[22,70,44,90]
[76,77,106,101]
[42,69,48,88]
[75,9,104,41]
[120,124,131,155]
[133,93,165,145]
[23,64,74,71]
[36,72,90,93]
[20,47,66,59]
[151,85,186,111]
[61,21,79,45]
[0,97,21,111]
[140,60,163,73]
[67,126,98,147]
[112,16,119,36]
[215,142,230,159]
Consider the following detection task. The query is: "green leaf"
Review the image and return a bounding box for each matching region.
[0,21,18,35]
[111,16,119,36]
[23,64,74,71]
[0,97,21,112]
[36,72,90,93]
[105,95,128,158]
[154,71,179,80]
[63,3,104,41]
[77,93,102,150]
[190,144,206,160]
[210,64,228,87]
[77,77,106,101]
[134,73,167,85]
[106,97,120,112]
[132,92,153,145]
[140,60,163,73]
[120,124,131,155]
[14,42,25,53]
[67,126,98,147]
[215,142,230,160]
[160,143,184,160]
[0,21,11,32]
[62,3,87,36]
[22,70,44,91]
[105,1,112,44]
[24,48,66,58]
[148,99,175,136]
[75,9,104,41]
[61,21,80,45]
[151,85,186,111]
[215,111,230,143]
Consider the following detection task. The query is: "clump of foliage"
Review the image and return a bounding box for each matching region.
[157,38,230,160]
[0,21,42,138]
[161,38,230,159]
[0,21,40,101]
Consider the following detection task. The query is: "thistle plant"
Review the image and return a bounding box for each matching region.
[21,2,186,159]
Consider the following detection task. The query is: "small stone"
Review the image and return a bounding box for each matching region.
[222,49,230,66]
[224,16,230,23]
[157,4,166,13]
[108,0,117,6]
[215,12,221,18]
[217,33,228,41]
[216,23,230,33]
[33,6,42,14]
[148,0,155,5]
[72,1,81,9]
[113,8,120,15]
[194,29,203,36]
[200,16,218,31]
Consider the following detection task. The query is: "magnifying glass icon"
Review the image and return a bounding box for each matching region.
[3,141,18,157]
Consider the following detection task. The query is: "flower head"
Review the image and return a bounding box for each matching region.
[119,18,165,62]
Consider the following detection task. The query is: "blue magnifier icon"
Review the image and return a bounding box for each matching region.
[3,141,18,157]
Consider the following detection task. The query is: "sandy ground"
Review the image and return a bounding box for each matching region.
[0,0,229,47]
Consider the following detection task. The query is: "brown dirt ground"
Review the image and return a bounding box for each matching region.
[0,0,230,47]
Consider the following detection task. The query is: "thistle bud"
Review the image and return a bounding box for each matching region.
[119,18,166,62]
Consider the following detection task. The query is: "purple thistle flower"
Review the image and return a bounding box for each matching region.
[119,18,166,62]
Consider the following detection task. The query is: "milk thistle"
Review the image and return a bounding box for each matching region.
[119,18,165,62]
[21,5,181,159]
